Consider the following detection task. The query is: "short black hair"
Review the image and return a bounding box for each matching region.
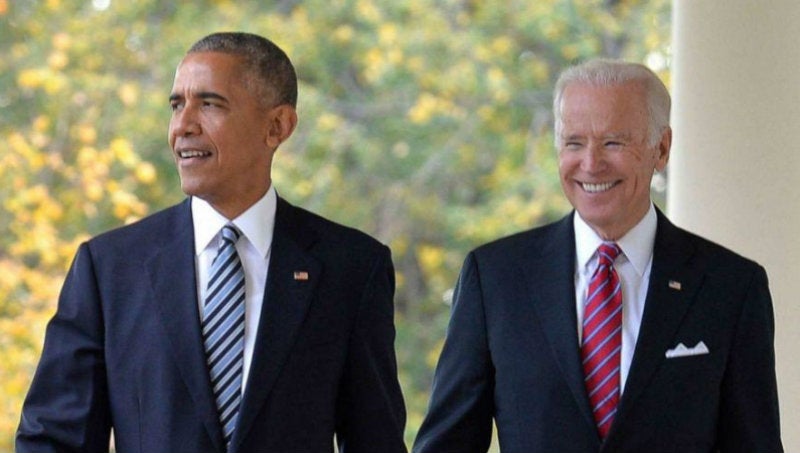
[188,32,297,107]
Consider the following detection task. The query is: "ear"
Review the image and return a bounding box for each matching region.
[654,126,671,172]
[265,104,298,149]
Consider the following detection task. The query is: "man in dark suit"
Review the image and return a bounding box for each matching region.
[17,32,407,453]
[413,59,782,452]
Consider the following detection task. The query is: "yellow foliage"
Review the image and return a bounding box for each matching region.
[117,83,139,106]
[47,51,69,70]
[52,32,71,50]
[76,125,98,145]
[386,48,403,66]
[295,180,313,197]
[363,47,387,83]
[416,244,445,274]
[356,0,383,23]
[111,138,138,167]
[32,115,50,133]
[474,43,492,63]
[543,21,566,41]
[378,23,399,46]
[391,235,409,256]
[83,179,104,202]
[406,56,424,72]
[8,133,45,170]
[317,113,343,132]
[426,338,444,368]
[407,93,437,124]
[43,72,67,95]
[561,43,581,61]
[17,68,46,89]
[111,190,147,221]
[528,59,550,85]
[490,36,514,56]
[487,67,510,103]
[135,162,157,185]
[333,25,354,44]
[394,270,405,291]
[407,93,463,125]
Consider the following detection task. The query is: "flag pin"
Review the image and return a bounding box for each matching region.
[668,280,682,290]
[294,271,309,281]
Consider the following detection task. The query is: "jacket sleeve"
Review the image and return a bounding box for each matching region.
[716,264,784,452]
[335,245,408,453]
[412,252,494,453]
[16,243,112,453]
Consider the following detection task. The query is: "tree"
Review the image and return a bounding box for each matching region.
[0,0,670,449]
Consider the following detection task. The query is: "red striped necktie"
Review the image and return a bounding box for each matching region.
[581,242,623,439]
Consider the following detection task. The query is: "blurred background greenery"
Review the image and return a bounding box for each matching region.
[0,0,670,450]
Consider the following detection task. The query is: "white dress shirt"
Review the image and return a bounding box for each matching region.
[192,186,276,393]
[573,203,657,394]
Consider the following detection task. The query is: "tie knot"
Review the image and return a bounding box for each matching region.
[597,242,621,265]
[220,225,241,244]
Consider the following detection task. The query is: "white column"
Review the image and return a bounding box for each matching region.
[670,1,800,449]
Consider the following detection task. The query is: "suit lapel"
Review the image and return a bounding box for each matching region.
[145,199,226,452]
[612,211,705,431]
[522,213,597,432]
[233,198,321,449]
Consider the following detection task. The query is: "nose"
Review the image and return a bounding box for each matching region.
[170,105,201,139]
[580,143,606,173]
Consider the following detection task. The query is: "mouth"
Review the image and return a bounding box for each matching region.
[580,181,619,193]
[176,149,212,159]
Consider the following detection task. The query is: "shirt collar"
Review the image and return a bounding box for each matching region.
[574,203,657,276]
[192,186,277,258]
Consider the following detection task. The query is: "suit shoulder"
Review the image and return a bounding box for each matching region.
[471,215,570,260]
[287,203,388,254]
[666,222,765,275]
[87,201,188,251]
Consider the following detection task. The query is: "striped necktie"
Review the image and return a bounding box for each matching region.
[202,224,246,449]
[581,242,623,439]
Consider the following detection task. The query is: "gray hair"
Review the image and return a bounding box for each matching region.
[553,59,670,148]
[188,32,297,108]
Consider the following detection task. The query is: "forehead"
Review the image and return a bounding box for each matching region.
[172,52,248,92]
[560,82,648,134]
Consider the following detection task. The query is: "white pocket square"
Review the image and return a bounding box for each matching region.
[665,341,709,359]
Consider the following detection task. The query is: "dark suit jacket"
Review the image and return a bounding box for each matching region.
[413,210,782,453]
[17,197,407,453]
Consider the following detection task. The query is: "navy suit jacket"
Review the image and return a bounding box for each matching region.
[413,210,782,453]
[17,197,407,453]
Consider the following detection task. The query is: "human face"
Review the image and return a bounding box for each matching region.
[169,52,279,219]
[557,81,670,240]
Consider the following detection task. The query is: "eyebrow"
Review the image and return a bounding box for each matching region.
[602,133,632,141]
[561,132,632,141]
[169,91,229,103]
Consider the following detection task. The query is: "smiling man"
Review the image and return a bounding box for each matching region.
[413,59,782,452]
[17,32,407,453]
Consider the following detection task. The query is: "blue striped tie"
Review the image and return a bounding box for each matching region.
[203,225,245,449]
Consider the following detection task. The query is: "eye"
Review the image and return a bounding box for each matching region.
[563,141,583,151]
[169,101,182,112]
[604,141,624,148]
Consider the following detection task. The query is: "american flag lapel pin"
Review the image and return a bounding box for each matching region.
[668,280,682,291]
[293,271,309,281]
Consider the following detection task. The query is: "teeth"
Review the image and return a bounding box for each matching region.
[179,150,210,158]
[582,182,615,193]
